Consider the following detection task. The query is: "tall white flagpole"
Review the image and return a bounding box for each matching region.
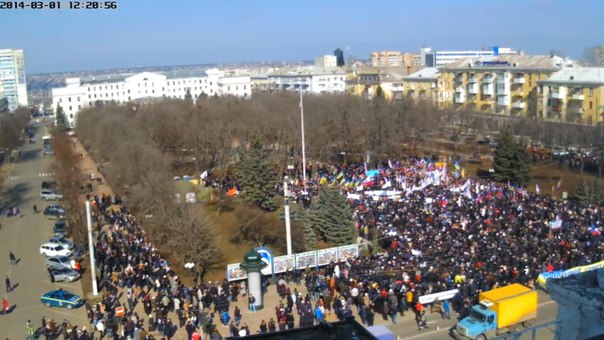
[85,200,98,296]
[283,176,292,255]
[299,88,307,192]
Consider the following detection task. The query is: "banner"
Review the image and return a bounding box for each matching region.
[317,247,338,266]
[418,289,459,304]
[226,243,359,281]
[296,251,317,269]
[226,263,247,281]
[338,244,359,261]
[273,255,295,274]
[537,260,604,288]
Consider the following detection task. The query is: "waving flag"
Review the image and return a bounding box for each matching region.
[549,215,563,229]
[588,224,601,236]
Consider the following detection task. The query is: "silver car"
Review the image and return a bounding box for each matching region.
[45,255,73,270]
[47,236,74,250]
[40,189,63,200]
[50,267,80,282]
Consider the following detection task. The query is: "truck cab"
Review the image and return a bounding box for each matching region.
[455,303,497,339]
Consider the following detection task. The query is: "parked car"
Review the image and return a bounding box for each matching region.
[53,219,68,236]
[49,267,80,282]
[45,255,74,270]
[42,180,57,190]
[40,189,63,200]
[40,289,84,309]
[39,242,71,257]
[47,236,74,250]
[44,205,66,219]
[43,147,54,155]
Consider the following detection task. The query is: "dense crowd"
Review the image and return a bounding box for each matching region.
[38,156,604,338]
[269,158,603,324]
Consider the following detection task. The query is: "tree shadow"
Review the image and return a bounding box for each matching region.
[1,182,31,211]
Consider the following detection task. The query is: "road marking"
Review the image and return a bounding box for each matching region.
[5,172,54,181]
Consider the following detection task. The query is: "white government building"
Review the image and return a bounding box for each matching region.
[51,69,251,127]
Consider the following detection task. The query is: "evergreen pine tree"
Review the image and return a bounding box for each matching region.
[574,177,592,206]
[310,188,356,245]
[236,139,278,211]
[55,104,67,128]
[492,126,532,187]
[184,88,193,102]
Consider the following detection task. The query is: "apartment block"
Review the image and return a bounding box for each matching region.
[538,68,604,125]
[402,67,447,105]
[440,55,570,116]
[0,49,28,111]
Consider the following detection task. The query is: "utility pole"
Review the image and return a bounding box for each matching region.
[283,176,292,255]
[85,200,98,296]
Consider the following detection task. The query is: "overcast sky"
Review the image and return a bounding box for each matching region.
[1,0,602,74]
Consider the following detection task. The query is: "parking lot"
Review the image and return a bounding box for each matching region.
[0,123,88,338]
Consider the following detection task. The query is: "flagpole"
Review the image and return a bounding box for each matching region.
[300,88,307,192]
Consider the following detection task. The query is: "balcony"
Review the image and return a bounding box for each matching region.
[496,74,509,84]
[482,84,494,95]
[571,93,584,100]
[497,95,510,106]
[568,106,584,114]
[513,77,525,84]
[468,83,478,94]
[513,101,526,109]
[550,92,564,99]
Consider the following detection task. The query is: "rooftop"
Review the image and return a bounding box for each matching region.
[404,67,439,80]
[441,55,573,71]
[540,67,604,85]
[268,66,347,77]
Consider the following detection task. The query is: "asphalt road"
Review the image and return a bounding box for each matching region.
[386,289,559,339]
[0,123,88,339]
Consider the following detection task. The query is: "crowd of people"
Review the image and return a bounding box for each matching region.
[259,158,604,324]
[21,155,603,339]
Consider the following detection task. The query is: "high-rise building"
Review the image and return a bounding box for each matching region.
[314,55,338,68]
[0,49,28,112]
[422,46,521,67]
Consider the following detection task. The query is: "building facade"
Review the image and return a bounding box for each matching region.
[267,67,347,94]
[537,67,604,125]
[402,67,446,105]
[423,47,520,67]
[440,55,569,116]
[314,55,338,68]
[370,51,418,67]
[51,69,251,127]
[0,49,28,112]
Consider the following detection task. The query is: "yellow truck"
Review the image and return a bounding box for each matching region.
[453,284,537,339]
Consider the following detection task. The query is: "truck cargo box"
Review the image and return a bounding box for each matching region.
[479,283,537,329]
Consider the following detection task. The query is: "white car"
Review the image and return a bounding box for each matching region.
[41,189,63,200]
[40,243,71,257]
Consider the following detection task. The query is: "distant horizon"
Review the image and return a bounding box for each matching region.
[2,0,602,74]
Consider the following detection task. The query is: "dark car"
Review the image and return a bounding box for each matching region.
[44,205,66,219]
[53,219,68,236]
[42,180,57,190]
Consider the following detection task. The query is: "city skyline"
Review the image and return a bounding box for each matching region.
[1,0,602,74]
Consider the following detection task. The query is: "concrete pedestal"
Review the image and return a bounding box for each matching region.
[239,249,268,311]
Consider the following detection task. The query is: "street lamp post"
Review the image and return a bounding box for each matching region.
[283,176,292,256]
[85,200,98,296]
